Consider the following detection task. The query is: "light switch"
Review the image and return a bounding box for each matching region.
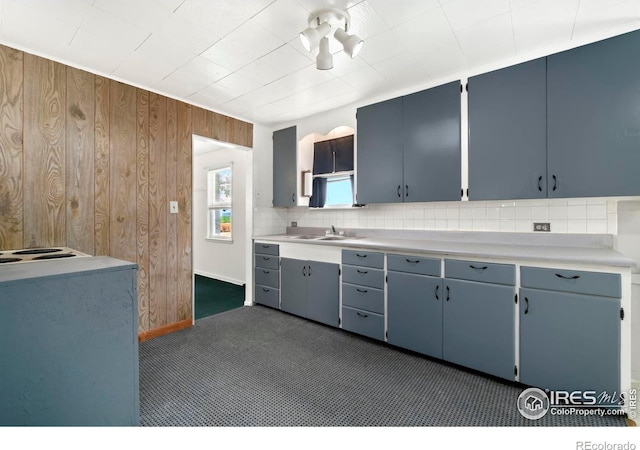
[169,201,178,214]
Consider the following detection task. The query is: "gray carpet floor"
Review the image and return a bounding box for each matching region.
[139,305,627,427]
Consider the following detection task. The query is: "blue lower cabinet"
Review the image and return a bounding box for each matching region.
[342,306,384,341]
[442,278,515,381]
[255,285,279,309]
[387,271,443,359]
[519,288,620,403]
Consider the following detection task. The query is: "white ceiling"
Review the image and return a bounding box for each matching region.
[0,0,639,127]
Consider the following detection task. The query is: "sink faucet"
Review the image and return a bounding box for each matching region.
[331,225,336,234]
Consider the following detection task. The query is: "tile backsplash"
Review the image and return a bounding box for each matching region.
[257,198,622,236]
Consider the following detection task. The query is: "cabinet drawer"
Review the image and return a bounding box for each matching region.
[521,266,621,298]
[342,249,384,269]
[254,242,279,256]
[342,265,384,289]
[255,285,279,309]
[255,254,279,270]
[342,283,384,314]
[445,259,515,286]
[387,254,440,276]
[254,267,279,289]
[342,306,384,341]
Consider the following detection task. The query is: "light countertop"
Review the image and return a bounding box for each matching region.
[254,228,636,268]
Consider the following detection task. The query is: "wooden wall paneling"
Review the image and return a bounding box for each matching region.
[136,89,150,332]
[0,46,23,250]
[66,67,95,255]
[94,76,110,256]
[232,119,253,148]
[149,93,168,329]
[166,98,178,325]
[207,111,224,141]
[176,101,192,321]
[23,54,66,248]
[191,106,209,138]
[109,80,137,263]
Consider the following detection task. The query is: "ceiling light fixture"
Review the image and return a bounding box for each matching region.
[299,8,364,70]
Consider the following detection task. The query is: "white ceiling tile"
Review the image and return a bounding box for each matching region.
[4,0,90,29]
[201,40,258,72]
[253,0,312,42]
[288,35,317,61]
[154,13,221,55]
[441,0,510,31]
[365,0,441,28]
[134,33,194,69]
[261,44,312,73]
[275,64,337,92]
[372,52,432,88]
[93,0,174,32]
[64,28,132,74]
[218,95,255,115]
[346,1,388,39]
[154,57,231,98]
[295,0,361,13]
[175,0,249,37]
[391,6,459,55]
[113,53,181,87]
[188,83,238,107]
[358,30,406,65]
[329,50,370,76]
[511,0,580,51]
[78,7,150,52]
[412,42,468,78]
[339,64,392,95]
[235,58,287,87]
[151,0,185,11]
[573,0,640,39]
[454,13,516,65]
[223,20,286,60]
[214,72,264,96]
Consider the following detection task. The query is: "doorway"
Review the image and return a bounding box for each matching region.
[191,135,253,321]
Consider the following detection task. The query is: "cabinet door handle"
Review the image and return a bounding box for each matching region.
[356,288,368,293]
[291,193,296,203]
[469,265,488,271]
[406,259,420,264]
[405,184,409,197]
[356,312,369,318]
[262,257,270,261]
[308,265,312,277]
[538,176,543,192]
[355,253,367,258]
[262,288,270,292]
[435,284,440,300]
[262,270,270,274]
[524,297,529,315]
[555,273,580,280]
[302,266,306,276]
[262,245,270,248]
[552,175,558,191]
[397,185,402,198]
[356,269,368,274]
[446,286,450,302]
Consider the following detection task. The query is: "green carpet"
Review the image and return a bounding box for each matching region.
[194,275,245,320]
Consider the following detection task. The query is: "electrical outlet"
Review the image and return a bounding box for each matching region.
[533,222,551,232]
[169,201,178,214]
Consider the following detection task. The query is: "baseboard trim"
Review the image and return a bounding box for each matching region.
[194,270,245,286]
[138,319,192,342]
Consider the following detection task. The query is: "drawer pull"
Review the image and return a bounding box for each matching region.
[262,257,270,260]
[261,244,270,248]
[406,259,420,264]
[356,312,369,318]
[355,253,367,258]
[435,284,440,300]
[356,269,368,275]
[538,175,543,192]
[469,265,488,271]
[302,266,307,277]
[262,270,270,274]
[524,297,529,315]
[356,288,368,293]
[262,288,270,292]
[446,285,450,302]
[555,273,580,280]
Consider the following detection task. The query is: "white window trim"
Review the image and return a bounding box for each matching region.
[206,163,233,242]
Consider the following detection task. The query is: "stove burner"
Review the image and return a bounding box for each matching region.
[12,248,63,255]
[0,257,22,264]
[32,253,76,260]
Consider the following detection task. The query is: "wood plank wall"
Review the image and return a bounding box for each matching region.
[0,44,253,334]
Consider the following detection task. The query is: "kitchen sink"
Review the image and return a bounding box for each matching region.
[289,234,323,240]
[318,235,352,240]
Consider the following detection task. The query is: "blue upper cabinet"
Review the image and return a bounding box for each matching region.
[468,58,547,201]
[356,97,404,204]
[403,81,461,202]
[547,29,640,198]
[356,81,461,204]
